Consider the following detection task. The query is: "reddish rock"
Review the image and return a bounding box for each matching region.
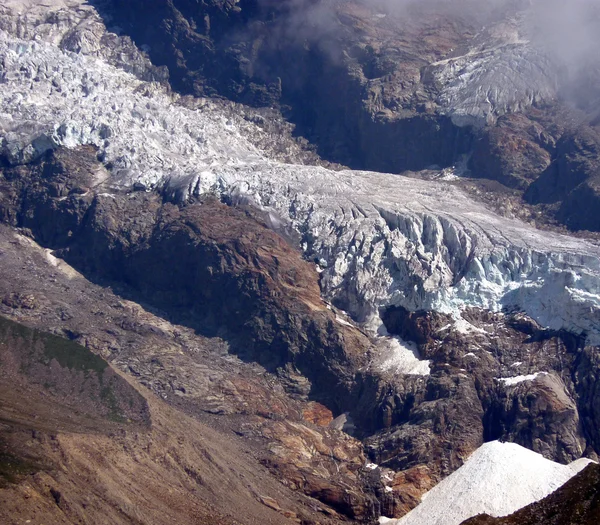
[303,402,334,427]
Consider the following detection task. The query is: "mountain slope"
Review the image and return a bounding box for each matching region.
[101,0,600,232]
[1,1,600,523]
[0,314,370,525]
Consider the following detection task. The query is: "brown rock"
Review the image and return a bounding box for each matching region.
[302,402,334,427]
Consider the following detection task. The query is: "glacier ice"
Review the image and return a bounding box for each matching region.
[1,1,600,347]
[428,17,559,127]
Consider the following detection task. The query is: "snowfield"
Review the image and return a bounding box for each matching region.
[1,1,600,347]
[383,441,594,525]
[429,17,559,128]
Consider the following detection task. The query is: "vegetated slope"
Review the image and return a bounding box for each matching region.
[0,315,150,427]
[0,315,361,525]
[384,441,593,525]
[462,463,600,525]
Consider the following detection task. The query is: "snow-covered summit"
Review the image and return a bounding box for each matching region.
[1,1,600,345]
[383,440,593,525]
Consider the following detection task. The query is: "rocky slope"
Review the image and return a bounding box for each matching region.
[0,226,387,523]
[1,0,600,523]
[0,315,360,525]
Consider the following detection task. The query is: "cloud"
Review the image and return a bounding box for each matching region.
[524,0,600,107]
[264,0,600,106]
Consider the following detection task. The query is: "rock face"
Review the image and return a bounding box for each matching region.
[2,145,600,523]
[524,125,600,231]
[61,193,373,414]
[462,463,600,525]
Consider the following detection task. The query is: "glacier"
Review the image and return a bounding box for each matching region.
[428,16,559,127]
[1,1,600,347]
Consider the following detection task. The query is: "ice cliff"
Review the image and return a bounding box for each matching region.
[1,1,600,346]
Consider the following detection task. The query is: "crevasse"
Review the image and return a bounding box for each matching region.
[1,7,600,345]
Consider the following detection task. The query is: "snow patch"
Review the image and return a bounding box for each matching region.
[375,336,431,376]
[454,317,488,335]
[385,441,594,525]
[335,315,353,327]
[497,372,548,386]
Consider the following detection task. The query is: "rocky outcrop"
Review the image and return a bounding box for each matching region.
[1,148,371,416]
[469,113,553,190]
[361,306,599,486]
[525,126,600,232]
[58,193,372,413]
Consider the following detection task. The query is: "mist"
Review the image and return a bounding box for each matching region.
[262,0,600,107]
[527,0,600,74]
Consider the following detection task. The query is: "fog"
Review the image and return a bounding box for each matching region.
[262,0,600,106]
[528,0,600,67]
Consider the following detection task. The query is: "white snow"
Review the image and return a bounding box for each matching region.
[335,315,354,327]
[374,336,431,376]
[1,2,600,348]
[384,441,594,525]
[429,17,558,127]
[454,317,489,335]
[497,372,548,386]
